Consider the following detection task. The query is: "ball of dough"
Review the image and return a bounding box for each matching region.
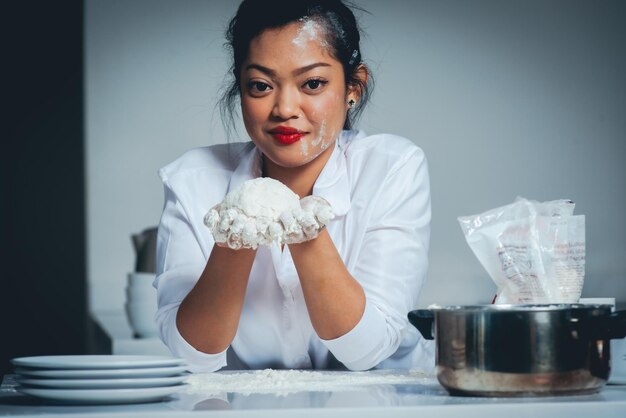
[204,178,334,249]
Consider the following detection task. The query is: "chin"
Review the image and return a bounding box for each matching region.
[255,137,335,170]
[264,151,319,168]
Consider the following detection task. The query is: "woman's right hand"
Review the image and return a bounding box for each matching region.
[205,203,283,250]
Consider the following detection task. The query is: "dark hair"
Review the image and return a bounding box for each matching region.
[219,0,373,137]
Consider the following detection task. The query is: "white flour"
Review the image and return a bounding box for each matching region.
[186,369,433,397]
[204,178,334,249]
[292,18,329,49]
[223,177,299,219]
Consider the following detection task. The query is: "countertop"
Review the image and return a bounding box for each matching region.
[4,310,622,417]
[1,371,626,418]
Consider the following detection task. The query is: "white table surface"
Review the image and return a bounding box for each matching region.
[2,371,626,418]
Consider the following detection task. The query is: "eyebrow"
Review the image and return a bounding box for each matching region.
[245,62,331,77]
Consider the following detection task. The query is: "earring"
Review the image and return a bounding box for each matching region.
[348,99,356,108]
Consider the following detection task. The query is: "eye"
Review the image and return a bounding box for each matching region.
[248,81,272,94]
[303,78,328,91]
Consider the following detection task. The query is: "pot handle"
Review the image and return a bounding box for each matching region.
[408,310,434,340]
[581,310,626,340]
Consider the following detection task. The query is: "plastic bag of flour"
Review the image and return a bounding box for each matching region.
[458,197,585,304]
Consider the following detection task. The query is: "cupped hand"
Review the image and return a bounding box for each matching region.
[204,195,334,249]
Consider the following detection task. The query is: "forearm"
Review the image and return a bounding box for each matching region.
[288,229,366,340]
[176,245,256,354]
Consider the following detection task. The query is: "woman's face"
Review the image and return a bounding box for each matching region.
[240,20,354,168]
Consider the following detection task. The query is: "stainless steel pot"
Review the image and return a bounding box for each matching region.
[408,304,626,397]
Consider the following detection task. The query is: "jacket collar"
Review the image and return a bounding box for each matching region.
[228,131,360,217]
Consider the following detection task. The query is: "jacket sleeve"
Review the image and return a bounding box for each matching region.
[154,181,227,373]
[320,147,433,371]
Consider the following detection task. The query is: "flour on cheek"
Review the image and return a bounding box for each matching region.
[311,120,326,147]
[314,116,339,153]
[300,138,309,157]
[302,119,335,164]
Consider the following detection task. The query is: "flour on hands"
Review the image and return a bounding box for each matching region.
[204,178,334,249]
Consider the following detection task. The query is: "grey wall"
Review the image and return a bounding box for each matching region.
[85,0,626,312]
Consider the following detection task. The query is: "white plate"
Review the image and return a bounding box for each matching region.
[16,384,186,405]
[14,365,188,379]
[15,375,189,389]
[11,355,185,370]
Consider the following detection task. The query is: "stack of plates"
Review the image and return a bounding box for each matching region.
[11,355,189,405]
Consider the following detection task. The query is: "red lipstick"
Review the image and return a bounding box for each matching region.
[269,126,306,145]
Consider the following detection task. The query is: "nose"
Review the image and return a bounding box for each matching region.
[271,88,300,120]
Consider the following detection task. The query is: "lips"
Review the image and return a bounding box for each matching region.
[269,126,307,145]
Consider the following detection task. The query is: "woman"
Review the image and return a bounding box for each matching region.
[155,0,433,372]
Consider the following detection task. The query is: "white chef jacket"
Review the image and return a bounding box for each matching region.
[154,130,435,373]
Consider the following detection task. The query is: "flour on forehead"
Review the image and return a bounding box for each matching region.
[292,17,329,49]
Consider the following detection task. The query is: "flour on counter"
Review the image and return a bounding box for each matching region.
[186,369,434,397]
[204,178,334,249]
